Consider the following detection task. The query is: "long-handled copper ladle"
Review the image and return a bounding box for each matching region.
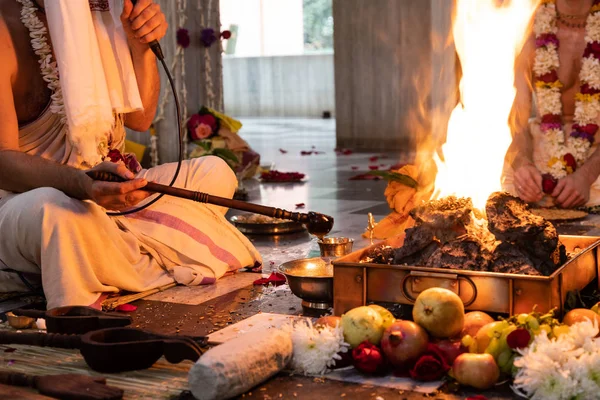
[86,171,334,238]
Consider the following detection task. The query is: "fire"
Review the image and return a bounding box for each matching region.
[433,0,539,210]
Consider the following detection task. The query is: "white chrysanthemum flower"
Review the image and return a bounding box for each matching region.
[586,13,600,43]
[513,320,600,400]
[286,319,349,376]
[537,88,562,115]
[534,47,560,76]
[575,100,600,124]
[581,57,600,89]
[534,6,557,35]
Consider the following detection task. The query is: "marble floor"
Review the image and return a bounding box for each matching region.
[147,117,417,305]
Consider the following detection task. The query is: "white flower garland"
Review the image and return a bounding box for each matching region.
[534,0,600,183]
[17,0,66,124]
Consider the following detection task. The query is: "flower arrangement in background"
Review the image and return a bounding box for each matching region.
[187,106,260,179]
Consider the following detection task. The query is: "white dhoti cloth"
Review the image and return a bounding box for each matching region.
[502,119,600,207]
[0,154,262,309]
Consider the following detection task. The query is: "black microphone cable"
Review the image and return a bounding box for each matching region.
[106,1,183,216]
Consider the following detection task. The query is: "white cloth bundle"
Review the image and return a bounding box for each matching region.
[44,0,143,166]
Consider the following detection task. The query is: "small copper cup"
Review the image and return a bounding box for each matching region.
[317,237,354,257]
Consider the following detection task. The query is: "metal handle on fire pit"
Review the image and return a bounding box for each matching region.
[401,271,478,307]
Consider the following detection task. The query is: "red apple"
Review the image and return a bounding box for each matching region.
[452,353,500,390]
[432,338,467,365]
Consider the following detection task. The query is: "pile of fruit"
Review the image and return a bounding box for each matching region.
[317,287,600,392]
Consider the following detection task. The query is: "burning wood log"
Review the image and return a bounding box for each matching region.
[361,192,567,277]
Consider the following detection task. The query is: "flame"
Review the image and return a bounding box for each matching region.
[433,0,539,210]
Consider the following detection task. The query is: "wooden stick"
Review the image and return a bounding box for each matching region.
[86,171,310,223]
[102,283,177,311]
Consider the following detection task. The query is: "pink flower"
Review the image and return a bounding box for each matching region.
[188,113,218,141]
[107,149,125,163]
[123,153,142,174]
[535,33,559,48]
[193,123,214,140]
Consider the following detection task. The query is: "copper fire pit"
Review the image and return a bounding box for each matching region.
[332,234,600,318]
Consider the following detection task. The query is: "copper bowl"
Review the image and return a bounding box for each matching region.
[278,257,333,310]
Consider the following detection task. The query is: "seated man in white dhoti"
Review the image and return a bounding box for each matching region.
[0,0,261,309]
[503,0,600,209]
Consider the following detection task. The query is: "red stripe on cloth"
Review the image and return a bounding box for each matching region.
[127,210,242,270]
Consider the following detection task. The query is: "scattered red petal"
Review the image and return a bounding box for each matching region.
[336,148,353,155]
[260,170,305,182]
[301,151,312,156]
[466,396,488,400]
[279,149,288,154]
[269,261,275,265]
[368,166,379,170]
[115,304,138,312]
[369,156,379,162]
[507,328,531,349]
[295,203,306,209]
[4,348,16,353]
[253,272,287,286]
[314,151,325,154]
[351,166,359,170]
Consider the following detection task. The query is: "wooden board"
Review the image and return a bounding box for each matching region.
[207,312,306,344]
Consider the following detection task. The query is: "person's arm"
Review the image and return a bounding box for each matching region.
[120,0,168,132]
[506,32,543,203]
[0,15,149,210]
